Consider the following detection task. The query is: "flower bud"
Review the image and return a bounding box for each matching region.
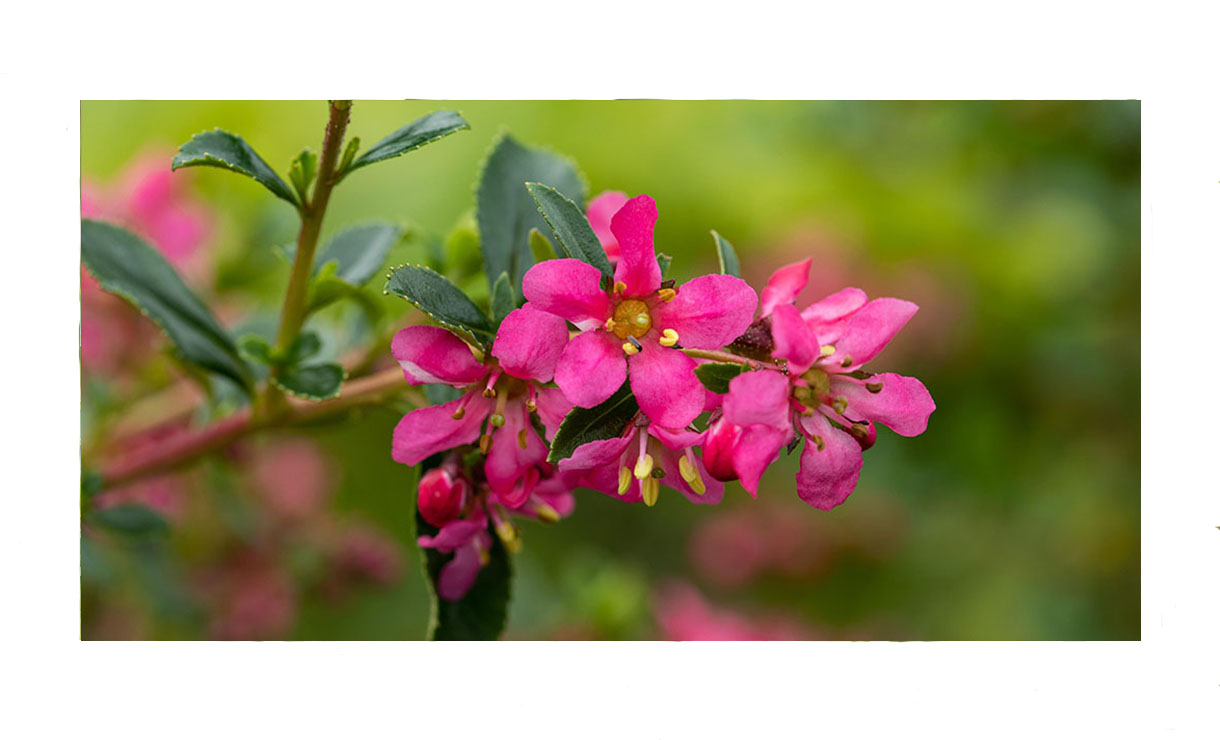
[702,415,742,482]
[417,467,468,528]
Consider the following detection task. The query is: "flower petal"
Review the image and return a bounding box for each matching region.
[484,402,548,497]
[760,258,812,317]
[795,412,863,511]
[769,303,820,375]
[391,393,492,465]
[824,298,918,370]
[611,195,661,296]
[533,385,574,440]
[587,190,629,261]
[800,287,868,345]
[732,424,791,497]
[829,373,935,437]
[629,345,704,428]
[418,514,488,551]
[659,448,725,505]
[391,325,487,386]
[557,432,634,474]
[492,304,570,382]
[652,274,758,349]
[437,541,482,601]
[649,424,704,451]
[554,330,627,409]
[522,259,611,330]
[724,370,791,430]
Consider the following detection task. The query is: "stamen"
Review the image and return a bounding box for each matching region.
[641,477,660,507]
[819,345,836,358]
[627,336,643,351]
[832,396,848,415]
[533,499,560,524]
[634,453,655,480]
[482,368,503,398]
[840,355,853,368]
[450,405,467,420]
[659,328,679,347]
[618,466,632,495]
[679,453,706,496]
[866,380,884,394]
[517,429,528,449]
[811,434,825,452]
[656,288,677,302]
[604,317,617,332]
[622,341,640,356]
[613,281,628,295]
[479,433,493,455]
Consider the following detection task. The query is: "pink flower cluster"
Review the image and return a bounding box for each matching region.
[392,192,935,600]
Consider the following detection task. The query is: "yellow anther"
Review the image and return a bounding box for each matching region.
[622,342,640,356]
[679,455,706,496]
[478,547,491,566]
[811,434,825,452]
[517,429,528,449]
[865,380,884,394]
[479,433,493,455]
[450,407,466,420]
[819,345,836,358]
[657,288,677,302]
[634,453,655,480]
[613,281,628,294]
[840,355,853,368]
[482,387,497,398]
[525,398,538,412]
[618,466,632,495]
[496,520,521,553]
[604,317,617,332]
[659,328,679,347]
[641,477,660,507]
[535,502,560,524]
[832,396,848,415]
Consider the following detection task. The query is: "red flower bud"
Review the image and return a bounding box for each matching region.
[702,415,742,483]
[417,467,468,527]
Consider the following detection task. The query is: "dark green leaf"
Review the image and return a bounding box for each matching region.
[288,148,317,202]
[423,384,462,405]
[712,230,741,277]
[274,362,345,400]
[172,129,299,207]
[238,335,275,365]
[694,362,748,394]
[384,264,496,347]
[657,252,673,278]
[81,471,104,500]
[547,381,639,464]
[81,220,253,393]
[287,331,323,364]
[343,110,470,178]
[417,511,511,640]
[315,223,402,286]
[490,271,515,324]
[476,134,585,293]
[307,274,383,318]
[525,182,613,280]
[93,505,169,536]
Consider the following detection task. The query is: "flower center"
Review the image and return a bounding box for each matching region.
[611,299,652,339]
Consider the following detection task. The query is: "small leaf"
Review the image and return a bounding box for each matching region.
[657,252,673,278]
[490,271,516,324]
[384,264,496,347]
[314,223,402,286]
[307,274,382,318]
[287,331,323,364]
[694,362,748,394]
[417,511,511,641]
[274,362,345,400]
[82,220,253,393]
[92,505,169,536]
[337,136,360,174]
[529,227,557,262]
[712,230,741,277]
[476,134,586,294]
[343,110,470,178]
[423,384,462,405]
[238,335,275,365]
[288,148,317,202]
[525,182,613,280]
[547,382,639,464]
[172,129,299,207]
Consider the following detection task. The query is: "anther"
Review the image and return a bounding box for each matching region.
[811,434,826,452]
[482,387,496,399]
[634,453,655,480]
[534,501,560,524]
[450,406,466,420]
[641,476,660,507]
[840,355,853,367]
[819,345,836,358]
[622,341,640,356]
[525,398,538,412]
[679,454,706,496]
[656,288,677,302]
[832,396,848,415]
[659,328,679,347]
[604,317,617,332]
[479,433,493,454]
[613,281,628,294]
[618,466,632,495]
[483,368,503,398]
[517,429,528,449]
[866,381,884,394]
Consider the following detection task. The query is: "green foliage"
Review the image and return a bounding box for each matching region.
[712,230,741,277]
[657,252,673,278]
[547,382,639,464]
[288,148,318,203]
[476,134,585,293]
[172,129,299,207]
[526,182,613,280]
[314,223,402,286]
[694,362,748,394]
[384,264,496,347]
[342,110,470,179]
[92,505,169,537]
[81,220,253,394]
[273,362,346,401]
[417,512,511,641]
[528,227,557,262]
[490,271,516,324]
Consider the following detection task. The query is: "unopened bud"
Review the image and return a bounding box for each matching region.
[702,416,742,482]
[417,467,468,528]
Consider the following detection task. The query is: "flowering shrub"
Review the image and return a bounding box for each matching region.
[81,101,934,640]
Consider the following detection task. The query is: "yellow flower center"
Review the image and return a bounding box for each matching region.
[611,299,652,339]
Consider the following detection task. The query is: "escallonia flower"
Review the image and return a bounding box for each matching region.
[558,411,724,507]
[585,190,629,262]
[703,259,936,510]
[390,304,574,500]
[417,510,494,601]
[522,194,758,428]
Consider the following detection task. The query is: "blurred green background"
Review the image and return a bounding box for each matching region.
[80,101,1139,640]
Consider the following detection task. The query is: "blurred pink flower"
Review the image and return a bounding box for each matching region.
[332,524,404,586]
[202,550,296,641]
[655,582,817,641]
[93,475,187,523]
[250,438,334,522]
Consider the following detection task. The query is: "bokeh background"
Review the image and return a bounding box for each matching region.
[80,101,1140,640]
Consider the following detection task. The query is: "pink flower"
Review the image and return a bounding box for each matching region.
[710,259,935,510]
[523,194,757,428]
[250,438,333,522]
[417,512,494,601]
[391,304,574,505]
[559,414,724,507]
[417,465,470,527]
[654,582,816,641]
[586,190,629,262]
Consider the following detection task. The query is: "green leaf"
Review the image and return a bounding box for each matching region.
[384,264,496,347]
[417,511,511,640]
[547,381,639,464]
[92,505,169,536]
[490,271,516,324]
[476,134,585,293]
[314,223,402,286]
[712,230,741,277]
[287,331,323,364]
[81,220,253,393]
[274,362,345,400]
[337,136,360,173]
[423,384,462,405]
[238,335,275,365]
[657,252,673,278]
[525,182,613,280]
[307,274,382,318]
[172,129,299,207]
[529,227,557,262]
[343,110,470,178]
[694,362,748,394]
[288,148,317,202]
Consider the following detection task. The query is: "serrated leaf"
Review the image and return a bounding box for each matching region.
[417,511,511,641]
[343,110,470,178]
[712,230,741,277]
[525,182,613,280]
[92,505,169,536]
[274,362,345,400]
[81,220,253,393]
[384,264,496,347]
[694,362,748,394]
[172,129,299,207]
[547,381,639,464]
[314,223,402,286]
[476,134,585,294]
[490,271,515,324]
